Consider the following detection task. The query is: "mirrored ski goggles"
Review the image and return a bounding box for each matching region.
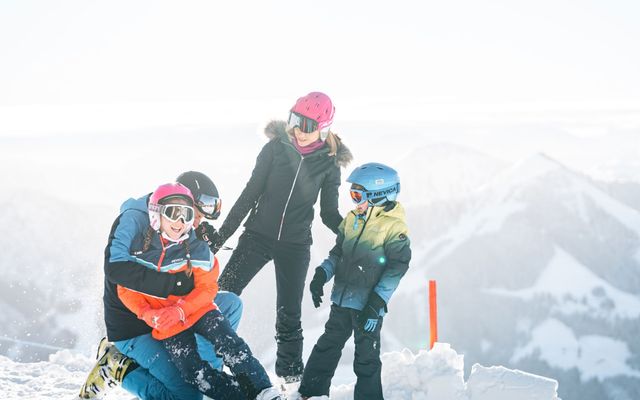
[349,189,368,205]
[195,194,221,219]
[287,112,327,134]
[161,204,195,223]
[350,184,399,205]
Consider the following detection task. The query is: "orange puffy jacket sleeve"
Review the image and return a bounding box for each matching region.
[117,257,220,339]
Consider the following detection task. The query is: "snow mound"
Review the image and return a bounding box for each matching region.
[0,344,559,400]
[325,343,559,400]
[467,364,559,400]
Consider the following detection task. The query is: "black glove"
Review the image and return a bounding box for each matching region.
[196,222,223,254]
[360,292,386,332]
[309,267,327,308]
[170,270,195,296]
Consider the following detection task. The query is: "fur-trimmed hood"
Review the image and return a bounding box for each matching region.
[264,120,353,168]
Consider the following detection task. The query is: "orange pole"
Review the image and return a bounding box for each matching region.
[429,280,438,349]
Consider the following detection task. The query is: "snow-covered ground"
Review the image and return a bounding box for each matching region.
[0,343,559,400]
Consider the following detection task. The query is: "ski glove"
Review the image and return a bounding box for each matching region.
[196,222,223,254]
[140,308,163,329]
[140,306,185,330]
[360,292,386,332]
[171,270,195,296]
[309,267,327,308]
[155,305,185,330]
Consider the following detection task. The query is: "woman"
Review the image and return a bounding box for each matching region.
[79,173,253,400]
[206,92,352,384]
[115,182,281,400]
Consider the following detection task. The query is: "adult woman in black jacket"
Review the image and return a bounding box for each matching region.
[204,92,352,384]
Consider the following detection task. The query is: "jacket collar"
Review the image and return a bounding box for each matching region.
[263,120,353,167]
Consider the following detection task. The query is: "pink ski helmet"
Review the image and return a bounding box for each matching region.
[148,183,195,231]
[290,92,335,132]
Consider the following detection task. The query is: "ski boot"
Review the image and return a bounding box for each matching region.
[277,374,302,399]
[78,337,136,398]
[255,386,286,400]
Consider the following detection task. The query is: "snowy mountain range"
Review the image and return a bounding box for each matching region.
[391,152,640,400]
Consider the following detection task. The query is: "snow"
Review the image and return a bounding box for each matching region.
[572,175,640,239]
[488,247,640,319]
[466,364,559,400]
[589,160,640,183]
[395,142,506,206]
[511,318,640,382]
[488,153,565,190]
[419,153,568,269]
[417,199,526,271]
[0,343,560,400]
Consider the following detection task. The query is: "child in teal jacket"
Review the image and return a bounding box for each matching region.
[298,162,412,400]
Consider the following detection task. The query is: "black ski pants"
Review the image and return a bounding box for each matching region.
[162,309,271,400]
[218,230,310,378]
[299,305,384,400]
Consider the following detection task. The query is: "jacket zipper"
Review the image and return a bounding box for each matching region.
[157,234,167,271]
[338,208,372,305]
[277,154,304,240]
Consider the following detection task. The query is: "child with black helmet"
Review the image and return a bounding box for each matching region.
[298,163,412,400]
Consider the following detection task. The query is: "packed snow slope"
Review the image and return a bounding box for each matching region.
[0,343,559,400]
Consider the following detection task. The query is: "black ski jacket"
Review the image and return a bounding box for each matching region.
[218,121,352,245]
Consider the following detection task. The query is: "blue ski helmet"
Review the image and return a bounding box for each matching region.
[346,162,400,206]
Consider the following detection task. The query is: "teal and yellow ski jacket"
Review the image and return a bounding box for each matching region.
[320,201,411,313]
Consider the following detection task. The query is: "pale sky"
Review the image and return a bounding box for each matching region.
[1,0,640,133]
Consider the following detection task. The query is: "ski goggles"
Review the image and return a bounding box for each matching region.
[161,204,195,223]
[195,194,222,220]
[349,184,399,205]
[349,189,369,205]
[287,112,330,134]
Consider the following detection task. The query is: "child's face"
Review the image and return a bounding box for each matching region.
[350,183,369,214]
[355,201,369,214]
[160,198,192,240]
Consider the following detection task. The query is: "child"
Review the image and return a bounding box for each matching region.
[298,163,411,400]
[116,182,282,400]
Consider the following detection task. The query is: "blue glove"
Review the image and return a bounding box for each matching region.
[360,292,386,332]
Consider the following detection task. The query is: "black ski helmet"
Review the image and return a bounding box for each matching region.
[176,171,221,219]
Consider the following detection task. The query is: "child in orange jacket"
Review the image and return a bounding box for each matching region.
[117,248,220,340]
